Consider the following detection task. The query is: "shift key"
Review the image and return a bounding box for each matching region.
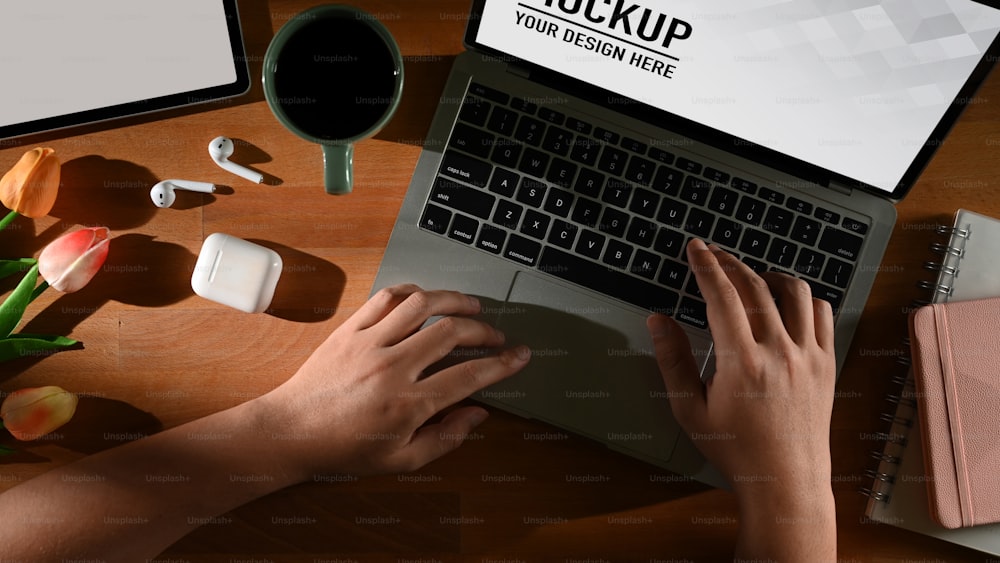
[429,177,496,220]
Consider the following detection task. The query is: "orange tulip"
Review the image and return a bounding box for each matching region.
[38,227,111,293]
[0,147,61,218]
[0,386,78,441]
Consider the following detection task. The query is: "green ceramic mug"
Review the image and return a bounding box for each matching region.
[262,5,404,195]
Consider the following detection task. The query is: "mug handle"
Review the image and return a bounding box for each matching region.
[322,144,354,195]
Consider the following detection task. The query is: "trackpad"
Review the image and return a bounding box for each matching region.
[485,272,713,465]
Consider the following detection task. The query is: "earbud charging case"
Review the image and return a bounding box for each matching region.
[191,233,282,313]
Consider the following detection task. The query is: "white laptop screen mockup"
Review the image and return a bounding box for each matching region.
[473,0,1000,196]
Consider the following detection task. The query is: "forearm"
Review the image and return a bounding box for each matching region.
[0,397,302,562]
[734,482,837,563]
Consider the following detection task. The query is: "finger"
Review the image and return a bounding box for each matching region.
[397,316,506,370]
[345,284,423,331]
[686,239,754,345]
[706,244,786,342]
[760,272,815,346]
[813,298,835,352]
[392,407,490,472]
[646,313,705,430]
[370,289,483,345]
[417,345,531,411]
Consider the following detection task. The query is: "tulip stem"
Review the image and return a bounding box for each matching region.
[29,281,49,303]
[0,211,18,231]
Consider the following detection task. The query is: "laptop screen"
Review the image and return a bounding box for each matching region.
[472,0,1000,196]
[0,0,249,140]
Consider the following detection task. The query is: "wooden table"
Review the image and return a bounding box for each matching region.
[2,1,999,561]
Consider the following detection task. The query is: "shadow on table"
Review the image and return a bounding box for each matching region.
[247,240,345,323]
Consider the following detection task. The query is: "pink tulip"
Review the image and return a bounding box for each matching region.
[38,227,111,293]
[1,386,78,441]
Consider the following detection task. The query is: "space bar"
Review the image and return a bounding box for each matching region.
[537,247,679,315]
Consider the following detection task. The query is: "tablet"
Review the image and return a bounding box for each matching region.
[0,0,251,140]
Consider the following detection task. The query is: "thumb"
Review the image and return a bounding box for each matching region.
[646,313,705,430]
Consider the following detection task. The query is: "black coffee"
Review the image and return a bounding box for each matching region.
[273,15,398,140]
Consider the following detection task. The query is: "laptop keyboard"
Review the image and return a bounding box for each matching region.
[419,81,868,330]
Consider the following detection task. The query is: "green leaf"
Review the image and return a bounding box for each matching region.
[0,263,38,338]
[0,333,78,363]
[0,258,37,281]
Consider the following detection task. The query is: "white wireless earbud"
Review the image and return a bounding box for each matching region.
[208,136,264,184]
[150,180,216,208]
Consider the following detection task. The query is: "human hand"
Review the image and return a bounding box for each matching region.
[256,284,531,479]
[646,239,836,497]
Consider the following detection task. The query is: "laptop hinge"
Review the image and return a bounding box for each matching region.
[506,63,532,79]
[828,181,853,196]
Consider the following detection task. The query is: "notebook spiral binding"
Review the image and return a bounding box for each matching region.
[858,220,971,505]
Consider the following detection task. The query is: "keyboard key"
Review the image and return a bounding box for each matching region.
[794,248,825,278]
[511,97,537,114]
[676,157,703,175]
[569,138,601,166]
[707,186,739,216]
[602,239,633,270]
[734,196,766,226]
[804,279,844,312]
[546,158,577,187]
[504,234,541,267]
[575,229,606,259]
[548,220,578,249]
[680,177,712,206]
[821,257,854,289]
[430,177,496,219]
[449,123,495,158]
[574,168,605,198]
[459,97,491,127]
[759,187,785,204]
[685,276,702,299]
[649,147,674,164]
[420,203,451,234]
[518,148,550,178]
[539,247,679,315]
[786,197,813,214]
[738,228,770,259]
[599,207,629,238]
[651,166,684,196]
[567,117,593,135]
[741,256,768,274]
[790,216,821,246]
[815,207,840,225]
[762,207,793,236]
[572,198,602,228]
[602,179,632,208]
[487,106,518,136]
[711,218,742,248]
[766,239,798,268]
[629,188,660,218]
[514,116,545,146]
[685,208,714,238]
[657,258,688,289]
[520,210,551,240]
[625,156,656,186]
[440,152,492,188]
[491,141,522,168]
[598,146,628,176]
[516,179,547,207]
[731,177,757,194]
[676,297,708,330]
[631,249,661,279]
[703,167,730,184]
[476,224,506,254]
[448,214,479,244]
[657,199,687,229]
[818,227,864,262]
[542,127,574,156]
[538,107,565,125]
[594,127,620,144]
[626,217,657,247]
[544,187,575,217]
[488,169,519,198]
[493,200,523,229]
[842,217,869,235]
[468,82,509,104]
[622,137,648,154]
[654,228,685,258]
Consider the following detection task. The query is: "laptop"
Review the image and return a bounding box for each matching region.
[373,0,1000,484]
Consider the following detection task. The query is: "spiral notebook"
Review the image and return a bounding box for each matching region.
[863,208,1000,554]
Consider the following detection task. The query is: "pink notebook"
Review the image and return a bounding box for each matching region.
[909,297,1000,529]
